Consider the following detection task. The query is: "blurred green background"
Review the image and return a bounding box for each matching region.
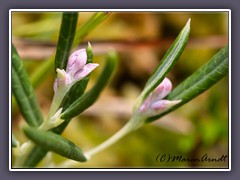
[11,11,229,168]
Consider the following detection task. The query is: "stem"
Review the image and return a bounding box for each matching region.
[47,88,67,118]
[38,86,70,130]
[85,120,135,159]
[57,114,145,168]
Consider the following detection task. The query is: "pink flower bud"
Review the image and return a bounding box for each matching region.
[138,77,181,117]
[53,48,99,93]
[66,49,87,77]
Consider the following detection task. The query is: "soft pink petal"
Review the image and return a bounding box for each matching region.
[74,63,99,80]
[66,49,87,76]
[151,99,181,113]
[152,78,172,101]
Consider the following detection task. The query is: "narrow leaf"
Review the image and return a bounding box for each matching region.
[55,12,78,71]
[134,19,191,110]
[61,51,118,119]
[12,44,43,127]
[23,126,87,162]
[146,45,229,122]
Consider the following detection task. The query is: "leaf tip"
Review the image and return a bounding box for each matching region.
[87,41,92,51]
[186,18,191,27]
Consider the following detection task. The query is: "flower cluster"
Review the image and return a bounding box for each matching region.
[139,78,181,116]
[54,49,99,93]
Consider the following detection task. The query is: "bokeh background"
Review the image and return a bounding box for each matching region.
[11,11,229,168]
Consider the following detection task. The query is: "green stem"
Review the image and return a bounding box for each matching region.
[85,120,136,159]
[38,89,67,131]
[85,114,145,159]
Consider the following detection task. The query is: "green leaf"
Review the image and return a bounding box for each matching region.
[30,12,78,87]
[134,19,191,111]
[12,44,43,127]
[23,126,87,162]
[146,45,229,122]
[55,12,78,71]
[61,51,118,119]
[12,133,18,148]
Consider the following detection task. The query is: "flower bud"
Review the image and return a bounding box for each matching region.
[139,77,181,117]
[53,48,99,93]
[66,49,87,77]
